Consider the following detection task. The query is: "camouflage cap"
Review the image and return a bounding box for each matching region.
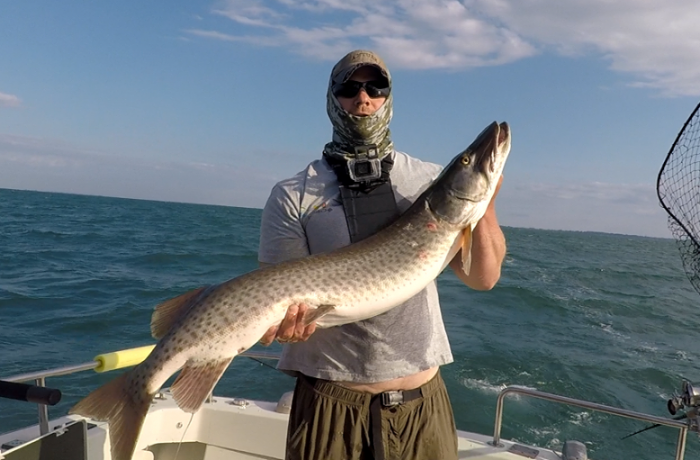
[330,50,391,84]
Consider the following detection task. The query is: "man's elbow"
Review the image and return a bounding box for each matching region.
[467,270,501,291]
[449,257,500,290]
[475,273,500,290]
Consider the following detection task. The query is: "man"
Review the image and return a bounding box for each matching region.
[258,50,505,460]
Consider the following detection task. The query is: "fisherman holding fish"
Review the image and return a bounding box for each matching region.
[259,50,506,460]
[70,49,509,460]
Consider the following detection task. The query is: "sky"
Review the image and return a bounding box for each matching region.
[1,1,699,238]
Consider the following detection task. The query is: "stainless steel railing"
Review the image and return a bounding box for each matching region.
[491,386,691,460]
[1,348,280,436]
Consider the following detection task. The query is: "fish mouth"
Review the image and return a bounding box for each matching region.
[495,122,510,165]
[477,121,509,175]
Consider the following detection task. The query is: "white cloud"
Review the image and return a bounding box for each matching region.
[0,92,21,108]
[186,29,283,47]
[470,0,700,96]
[192,0,700,96]
[192,0,536,64]
[213,0,287,25]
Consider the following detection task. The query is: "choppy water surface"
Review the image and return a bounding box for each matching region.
[1,188,698,459]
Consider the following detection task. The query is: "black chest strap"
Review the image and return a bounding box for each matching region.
[339,181,400,243]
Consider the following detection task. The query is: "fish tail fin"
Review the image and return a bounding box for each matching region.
[70,372,152,460]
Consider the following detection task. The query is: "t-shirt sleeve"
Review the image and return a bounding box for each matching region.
[391,151,444,208]
[258,183,310,265]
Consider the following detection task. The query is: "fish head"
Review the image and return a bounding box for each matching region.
[427,121,511,227]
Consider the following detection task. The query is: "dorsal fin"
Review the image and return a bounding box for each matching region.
[151,287,207,339]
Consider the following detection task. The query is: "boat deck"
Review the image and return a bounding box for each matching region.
[0,389,563,460]
[1,348,695,460]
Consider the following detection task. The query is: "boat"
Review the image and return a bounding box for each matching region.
[0,345,697,460]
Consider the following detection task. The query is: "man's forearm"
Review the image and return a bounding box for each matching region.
[448,206,506,290]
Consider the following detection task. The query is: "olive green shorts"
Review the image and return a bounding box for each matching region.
[284,370,458,460]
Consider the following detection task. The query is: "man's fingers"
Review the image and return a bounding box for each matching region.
[260,326,278,346]
[260,302,321,345]
[260,303,319,345]
[302,322,317,340]
[292,303,310,341]
[294,304,317,341]
[276,304,299,341]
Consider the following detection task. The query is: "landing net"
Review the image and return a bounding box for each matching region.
[657,102,700,295]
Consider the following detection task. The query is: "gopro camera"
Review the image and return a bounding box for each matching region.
[346,144,382,182]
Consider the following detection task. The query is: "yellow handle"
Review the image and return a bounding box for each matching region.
[94,345,156,373]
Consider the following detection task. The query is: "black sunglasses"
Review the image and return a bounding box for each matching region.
[332,80,391,99]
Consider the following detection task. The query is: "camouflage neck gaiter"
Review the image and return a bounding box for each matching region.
[323,50,394,166]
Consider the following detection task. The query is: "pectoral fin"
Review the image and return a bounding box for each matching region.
[302,304,336,327]
[461,226,473,276]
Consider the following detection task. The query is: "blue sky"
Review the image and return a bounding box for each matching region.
[1,1,699,238]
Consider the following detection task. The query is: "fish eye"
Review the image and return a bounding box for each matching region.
[460,155,470,165]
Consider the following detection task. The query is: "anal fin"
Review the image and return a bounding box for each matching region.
[170,357,234,413]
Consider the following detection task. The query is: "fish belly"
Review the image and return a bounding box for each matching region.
[314,246,455,328]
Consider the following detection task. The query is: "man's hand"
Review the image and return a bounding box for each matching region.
[260,303,317,346]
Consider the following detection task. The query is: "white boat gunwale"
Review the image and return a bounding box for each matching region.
[0,346,697,460]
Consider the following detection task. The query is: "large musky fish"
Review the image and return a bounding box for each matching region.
[70,121,512,460]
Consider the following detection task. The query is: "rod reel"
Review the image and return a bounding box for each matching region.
[667,380,700,432]
[622,379,699,440]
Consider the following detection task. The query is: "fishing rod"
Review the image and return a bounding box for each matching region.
[621,380,699,440]
[621,413,688,440]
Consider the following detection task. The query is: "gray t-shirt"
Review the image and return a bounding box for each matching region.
[258,151,454,382]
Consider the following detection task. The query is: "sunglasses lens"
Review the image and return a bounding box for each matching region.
[332,80,390,99]
[333,82,362,98]
[364,81,389,98]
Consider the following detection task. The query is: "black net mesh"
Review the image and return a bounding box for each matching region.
[657,102,700,295]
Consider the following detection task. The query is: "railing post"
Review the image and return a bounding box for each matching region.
[35,377,49,436]
[675,427,688,460]
[490,388,506,447]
